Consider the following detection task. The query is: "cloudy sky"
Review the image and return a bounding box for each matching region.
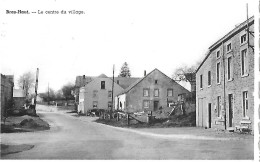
[0,0,255,93]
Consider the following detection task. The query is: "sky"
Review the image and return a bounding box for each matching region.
[0,0,256,93]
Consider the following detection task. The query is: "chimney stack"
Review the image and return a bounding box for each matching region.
[144,70,146,77]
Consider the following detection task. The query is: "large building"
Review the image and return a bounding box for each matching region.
[0,74,14,118]
[115,69,191,113]
[78,74,139,113]
[196,17,254,132]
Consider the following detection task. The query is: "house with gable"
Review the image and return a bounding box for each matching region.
[196,17,254,132]
[115,69,191,113]
[78,74,139,114]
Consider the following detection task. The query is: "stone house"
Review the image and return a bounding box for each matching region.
[0,74,14,118]
[196,17,254,132]
[115,69,191,113]
[78,74,138,113]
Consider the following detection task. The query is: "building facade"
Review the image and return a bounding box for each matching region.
[115,69,191,113]
[196,17,254,132]
[0,74,14,118]
[78,74,125,113]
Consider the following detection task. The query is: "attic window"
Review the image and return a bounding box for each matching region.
[101,81,105,89]
[227,43,232,52]
[216,50,220,59]
[240,33,247,45]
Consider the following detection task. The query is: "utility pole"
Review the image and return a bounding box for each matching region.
[111,65,115,113]
[48,83,50,105]
[34,68,39,111]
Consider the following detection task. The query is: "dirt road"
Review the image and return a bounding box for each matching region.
[1,105,254,160]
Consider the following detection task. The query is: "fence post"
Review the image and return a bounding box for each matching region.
[117,113,119,121]
[127,114,130,125]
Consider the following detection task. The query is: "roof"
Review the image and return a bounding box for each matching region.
[196,16,254,73]
[13,89,25,98]
[111,77,141,89]
[118,68,188,95]
[97,74,108,78]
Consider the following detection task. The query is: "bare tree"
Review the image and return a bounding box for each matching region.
[17,71,35,97]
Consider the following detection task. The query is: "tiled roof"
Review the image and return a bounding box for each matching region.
[111,77,141,89]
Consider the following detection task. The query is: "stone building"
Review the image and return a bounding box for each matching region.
[115,69,191,113]
[78,74,139,113]
[196,17,254,132]
[0,74,14,118]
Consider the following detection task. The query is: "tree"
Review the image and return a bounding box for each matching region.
[118,62,131,77]
[17,71,35,97]
[61,83,75,103]
[172,65,196,83]
[172,63,199,103]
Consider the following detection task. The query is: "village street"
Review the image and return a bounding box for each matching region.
[1,105,253,160]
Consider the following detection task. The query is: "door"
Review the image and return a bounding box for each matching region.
[198,98,203,127]
[154,101,159,111]
[228,94,233,127]
[208,103,211,128]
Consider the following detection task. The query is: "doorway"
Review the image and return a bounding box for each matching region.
[208,103,211,128]
[154,101,159,111]
[228,94,233,127]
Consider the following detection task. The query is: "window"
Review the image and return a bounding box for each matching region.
[227,43,232,52]
[242,91,248,117]
[167,89,173,97]
[200,74,203,89]
[178,94,185,102]
[208,71,211,86]
[143,100,150,109]
[143,88,150,97]
[108,91,112,98]
[227,56,233,81]
[216,50,220,58]
[117,80,119,84]
[240,33,247,44]
[93,101,98,108]
[154,89,159,97]
[241,48,248,76]
[216,62,221,84]
[217,96,221,117]
[93,90,98,97]
[108,101,112,109]
[101,81,105,89]
[155,80,158,84]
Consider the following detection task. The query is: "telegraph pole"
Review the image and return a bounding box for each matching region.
[48,83,50,105]
[111,64,115,113]
[34,68,39,111]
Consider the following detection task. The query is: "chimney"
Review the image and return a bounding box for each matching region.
[144,70,146,77]
[83,75,86,86]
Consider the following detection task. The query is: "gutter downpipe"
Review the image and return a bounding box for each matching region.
[222,42,227,130]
